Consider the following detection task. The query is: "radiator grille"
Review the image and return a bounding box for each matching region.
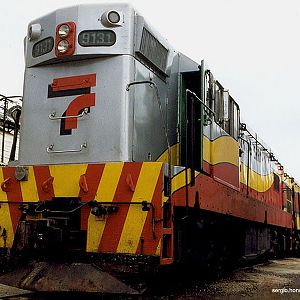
[139,28,168,74]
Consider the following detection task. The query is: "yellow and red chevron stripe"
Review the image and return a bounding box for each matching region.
[202,135,239,188]
[0,162,164,256]
[203,135,239,167]
[240,163,273,193]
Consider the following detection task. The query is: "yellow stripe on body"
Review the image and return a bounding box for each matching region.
[156,144,179,165]
[87,163,123,252]
[203,135,239,166]
[171,168,201,194]
[285,178,294,189]
[156,136,238,167]
[117,162,162,254]
[240,163,273,193]
[294,185,300,193]
[20,166,39,202]
[49,164,88,197]
[0,169,14,248]
[296,215,300,231]
[172,169,191,193]
[203,136,210,164]
[156,239,161,256]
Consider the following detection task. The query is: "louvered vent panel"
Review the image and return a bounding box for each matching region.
[139,28,168,74]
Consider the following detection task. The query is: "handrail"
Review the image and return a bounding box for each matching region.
[0,95,22,103]
[126,80,172,198]
[46,142,87,154]
[0,94,22,163]
[126,81,155,91]
[34,199,93,214]
[185,89,219,125]
[239,136,251,196]
[49,108,88,120]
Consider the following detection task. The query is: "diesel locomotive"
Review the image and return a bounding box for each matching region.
[0,2,299,293]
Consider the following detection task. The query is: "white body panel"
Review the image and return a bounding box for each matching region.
[20,55,133,165]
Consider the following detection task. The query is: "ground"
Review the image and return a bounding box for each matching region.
[174,258,300,299]
[2,258,300,299]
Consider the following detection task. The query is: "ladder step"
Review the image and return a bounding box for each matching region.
[162,228,172,235]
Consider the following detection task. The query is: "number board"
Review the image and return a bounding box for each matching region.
[32,37,54,57]
[78,30,116,47]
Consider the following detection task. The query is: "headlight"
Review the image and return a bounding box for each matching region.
[58,24,70,38]
[55,22,76,57]
[57,40,69,53]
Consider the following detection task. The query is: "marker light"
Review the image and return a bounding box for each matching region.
[101,10,123,27]
[28,23,42,41]
[108,11,120,24]
[57,40,69,53]
[58,24,70,38]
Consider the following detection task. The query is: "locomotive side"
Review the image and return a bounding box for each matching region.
[0,2,299,292]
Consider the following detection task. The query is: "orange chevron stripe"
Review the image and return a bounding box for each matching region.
[117,163,162,254]
[34,165,54,201]
[79,164,105,231]
[0,169,14,248]
[98,162,142,253]
[19,166,39,202]
[86,162,123,252]
[2,167,23,233]
[136,169,163,255]
[49,164,88,197]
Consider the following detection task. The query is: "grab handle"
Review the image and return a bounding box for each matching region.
[49,108,88,120]
[46,142,87,154]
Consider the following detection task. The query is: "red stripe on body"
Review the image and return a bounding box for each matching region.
[79,164,105,230]
[2,167,23,233]
[65,93,96,130]
[98,162,142,253]
[33,166,54,201]
[213,162,239,188]
[172,172,293,229]
[52,73,96,92]
[136,171,163,255]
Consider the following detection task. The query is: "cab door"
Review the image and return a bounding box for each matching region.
[179,71,204,178]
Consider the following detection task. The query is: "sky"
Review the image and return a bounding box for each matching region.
[1,0,300,180]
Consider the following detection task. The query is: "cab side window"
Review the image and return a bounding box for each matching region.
[214,82,240,140]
